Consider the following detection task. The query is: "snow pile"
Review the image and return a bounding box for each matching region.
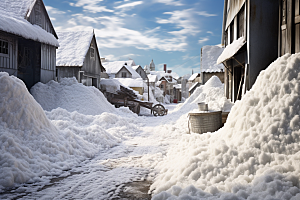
[56,31,94,66]
[151,53,300,199]
[172,76,233,114]
[0,73,104,188]
[31,77,116,116]
[100,78,122,93]
[115,78,144,88]
[201,45,224,72]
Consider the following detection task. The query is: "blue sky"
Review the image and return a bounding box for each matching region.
[44,0,224,77]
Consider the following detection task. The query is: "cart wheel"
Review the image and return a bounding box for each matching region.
[152,104,165,116]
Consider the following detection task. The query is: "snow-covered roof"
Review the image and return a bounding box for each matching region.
[0,0,36,18]
[0,1,59,47]
[174,84,181,89]
[132,65,139,70]
[56,31,94,66]
[201,45,224,72]
[115,78,144,88]
[217,37,246,64]
[148,74,157,83]
[150,71,179,81]
[102,60,141,79]
[189,82,200,92]
[188,73,200,81]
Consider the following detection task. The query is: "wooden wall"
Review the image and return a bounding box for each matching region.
[27,0,56,36]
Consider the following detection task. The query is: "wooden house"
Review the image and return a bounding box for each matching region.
[56,31,105,88]
[279,0,300,55]
[218,0,279,102]
[201,45,225,84]
[102,60,141,79]
[0,0,59,89]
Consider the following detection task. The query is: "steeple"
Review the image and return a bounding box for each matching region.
[149,59,155,71]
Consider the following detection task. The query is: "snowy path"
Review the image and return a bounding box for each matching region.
[0,104,182,200]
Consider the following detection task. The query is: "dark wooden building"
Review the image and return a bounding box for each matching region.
[0,0,59,89]
[279,0,300,55]
[218,0,279,102]
[56,31,105,88]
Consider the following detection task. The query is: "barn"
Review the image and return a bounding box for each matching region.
[56,30,105,88]
[0,0,59,89]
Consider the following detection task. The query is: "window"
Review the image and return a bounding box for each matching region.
[238,5,245,38]
[90,47,95,58]
[0,40,8,54]
[121,72,127,78]
[160,84,164,89]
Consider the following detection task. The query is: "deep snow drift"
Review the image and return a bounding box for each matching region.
[31,77,117,116]
[0,74,120,189]
[151,53,300,199]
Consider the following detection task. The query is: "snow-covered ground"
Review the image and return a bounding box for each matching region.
[1,53,300,199]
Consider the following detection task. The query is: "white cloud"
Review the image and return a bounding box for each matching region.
[198,37,209,44]
[153,0,183,6]
[71,0,114,13]
[207,31,213,35]
[156,9,201,36]
[115,1,143,10]
[45,6,66,14]
[197,11,217,17]
[56,15,188,52]
[103,54,141,61]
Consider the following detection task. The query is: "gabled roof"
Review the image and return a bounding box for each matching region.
[102,60,141,79]
[56,31,94,67]
[0,0,59,47]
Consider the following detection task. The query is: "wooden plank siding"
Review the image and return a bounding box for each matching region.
[41,44,56,71]
[27,0,56,36]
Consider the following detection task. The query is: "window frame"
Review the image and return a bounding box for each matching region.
[121,72,127,78]
[0,40,9,56]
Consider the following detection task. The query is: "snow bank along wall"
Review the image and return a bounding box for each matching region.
[0,73,127,188]
[151,53,300,199]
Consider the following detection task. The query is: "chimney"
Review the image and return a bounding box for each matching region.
[164,64,167,73]
[167,70,172,74]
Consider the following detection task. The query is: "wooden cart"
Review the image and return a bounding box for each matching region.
[102,85,167,116]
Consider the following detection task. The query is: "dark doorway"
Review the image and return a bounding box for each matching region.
[17,39,41,89]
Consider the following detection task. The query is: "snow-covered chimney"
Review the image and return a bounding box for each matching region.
[164,64,167,73]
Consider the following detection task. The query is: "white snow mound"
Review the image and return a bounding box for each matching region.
[31,77,117,115]
[172,76,233,115]
[151,53,300,199]
[0,73,102,188]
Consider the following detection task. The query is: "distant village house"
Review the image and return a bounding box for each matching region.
[56,30,105,88]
